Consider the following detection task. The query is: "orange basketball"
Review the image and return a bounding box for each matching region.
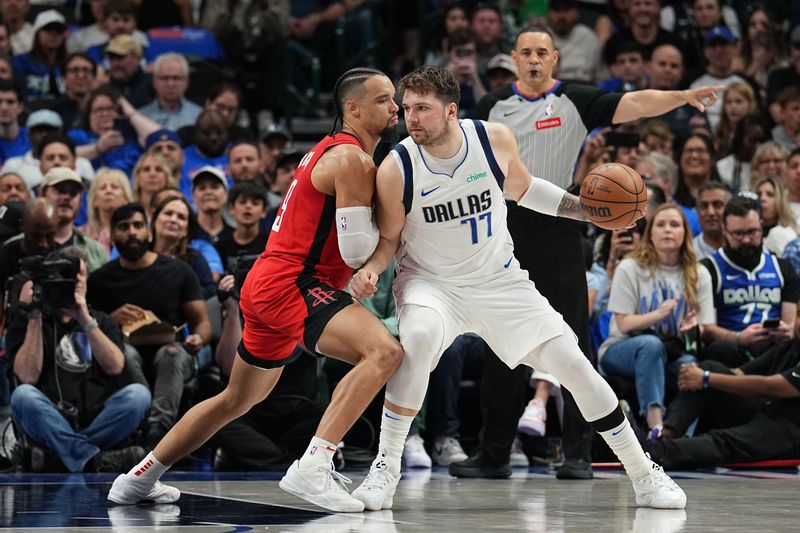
[579,163,646,231]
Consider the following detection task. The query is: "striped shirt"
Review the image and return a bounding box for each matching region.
[475,80,623,189]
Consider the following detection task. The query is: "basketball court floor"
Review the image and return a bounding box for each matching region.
[2,466,798,532]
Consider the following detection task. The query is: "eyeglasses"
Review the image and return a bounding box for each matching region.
[65,66,93,75]
[726,227,762,240]
[155,75,187,82]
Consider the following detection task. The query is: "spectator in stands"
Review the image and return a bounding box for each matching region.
[766,26,800,122]
[179,110,229,200]
[470,3,504,75]
[0,171,29,203]
[639,120,673,157]
[647,44,710,145]
[79,167,133,254]
[771,87,800,153]
[604,0,680,67]
[673,133,719,209]
[88,202,212,447]
[144,129,184,180]
[755,176,798,258]
[67,0,149,55]
[131,151,175,220]
[784,149,800,223]
[735,8,784,103]
[0,80,29,163]
[700,196,799,367]
[40,167,107,271]
[599,42,648,92]
[2,0,33,54]
[2,112,97,191]
[444,29,487,118]
[178,81,251,147]
[0,23,10,56]
[689,27,749,134]
[634,151,702,235]
[40,53,97,131]
[599,203,714,438]
[102,35,153,108]
[646,340,800,469]
[715,112,770,193]
[0,55,12,81]
[423,2,469,67]
[485,53,517,91]
[258,127,291,208]
[192,166,231,245]
[679,0,738,73]
[714,82,756,157]
[150,195,215,299]
[546,0,603,83]
[11,10,67,102]
[8,246,150,473]
[228,141,262,185]
[38,132,96,228]
[138,53,202,132]
[271,150,301,200]
[750,141,789,184]
[691,181,731,260]
[213,181,268,272]
[0,195,22,243]
[70,85,159,175]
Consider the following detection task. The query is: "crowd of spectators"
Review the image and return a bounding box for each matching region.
[0,0,799,474]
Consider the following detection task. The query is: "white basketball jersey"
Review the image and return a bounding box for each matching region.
[391,119,517,284]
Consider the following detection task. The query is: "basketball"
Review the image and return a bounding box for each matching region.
[579,163,646,230]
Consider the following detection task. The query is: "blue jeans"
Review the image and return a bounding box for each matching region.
[600,334,695,414]
[10,383,151,472]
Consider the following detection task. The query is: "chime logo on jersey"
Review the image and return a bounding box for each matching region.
[422,189,491,223]
[466,171,488,183]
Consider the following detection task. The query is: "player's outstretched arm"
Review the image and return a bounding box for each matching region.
[612,85,724,124]
[350,155,406,299]
[488,122,587,222]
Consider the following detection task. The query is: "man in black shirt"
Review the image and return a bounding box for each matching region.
[88,203,212,446]
[8,247,150,472]
[646,341,800,468]
[214,181,268,271]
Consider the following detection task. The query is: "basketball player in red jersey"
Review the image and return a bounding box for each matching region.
[108,68,402,513]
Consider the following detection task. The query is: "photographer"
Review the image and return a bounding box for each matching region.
[8,247,150,472]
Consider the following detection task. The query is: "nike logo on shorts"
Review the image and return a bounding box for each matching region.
[421,186,440,197]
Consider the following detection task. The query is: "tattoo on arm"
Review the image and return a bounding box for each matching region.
[556,193,586,221]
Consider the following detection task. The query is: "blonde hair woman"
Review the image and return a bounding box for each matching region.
[132,151,176,220]
[750,141,789,184]
[754,176,798,256]
[79,167,132,253]
[599,204,714,437]
[715,82,756,156]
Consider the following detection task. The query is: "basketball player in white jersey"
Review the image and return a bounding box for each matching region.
[350,66,696,511]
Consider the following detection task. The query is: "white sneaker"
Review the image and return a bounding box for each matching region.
[107,474,180,504]
[352,465,400,511]
[517,399,547,436]
[431,436,467,466]
[510,436,529,467]
[402,434,432,468]
[632,460,687,509]
[279,460,364,513]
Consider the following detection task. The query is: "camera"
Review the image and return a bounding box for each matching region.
[17,255,80,313]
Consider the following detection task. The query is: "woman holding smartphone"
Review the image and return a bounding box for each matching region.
[598,204,715,439]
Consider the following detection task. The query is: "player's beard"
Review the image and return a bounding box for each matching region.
[380,122,399,144]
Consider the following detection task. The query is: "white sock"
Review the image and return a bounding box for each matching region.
[298,436,338,470]
[599,418,652,480]
[127,452,169,483]
[373,407,414,475]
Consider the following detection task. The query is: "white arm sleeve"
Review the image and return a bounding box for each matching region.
[336,206,380,269]
[517,176,567,217]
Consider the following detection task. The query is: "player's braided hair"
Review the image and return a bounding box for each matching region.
[329,67,385,136]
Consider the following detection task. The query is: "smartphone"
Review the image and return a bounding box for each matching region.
[605,131,640,148]
[762,318,780,329]
[112,117,129,133]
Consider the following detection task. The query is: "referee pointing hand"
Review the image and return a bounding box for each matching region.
[450,24,721,479]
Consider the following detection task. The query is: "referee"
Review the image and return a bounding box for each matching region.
[450,25,721,479]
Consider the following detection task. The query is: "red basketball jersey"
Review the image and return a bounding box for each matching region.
[263,132,363,290]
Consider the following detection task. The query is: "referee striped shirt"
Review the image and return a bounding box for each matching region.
[475,80,623,189]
